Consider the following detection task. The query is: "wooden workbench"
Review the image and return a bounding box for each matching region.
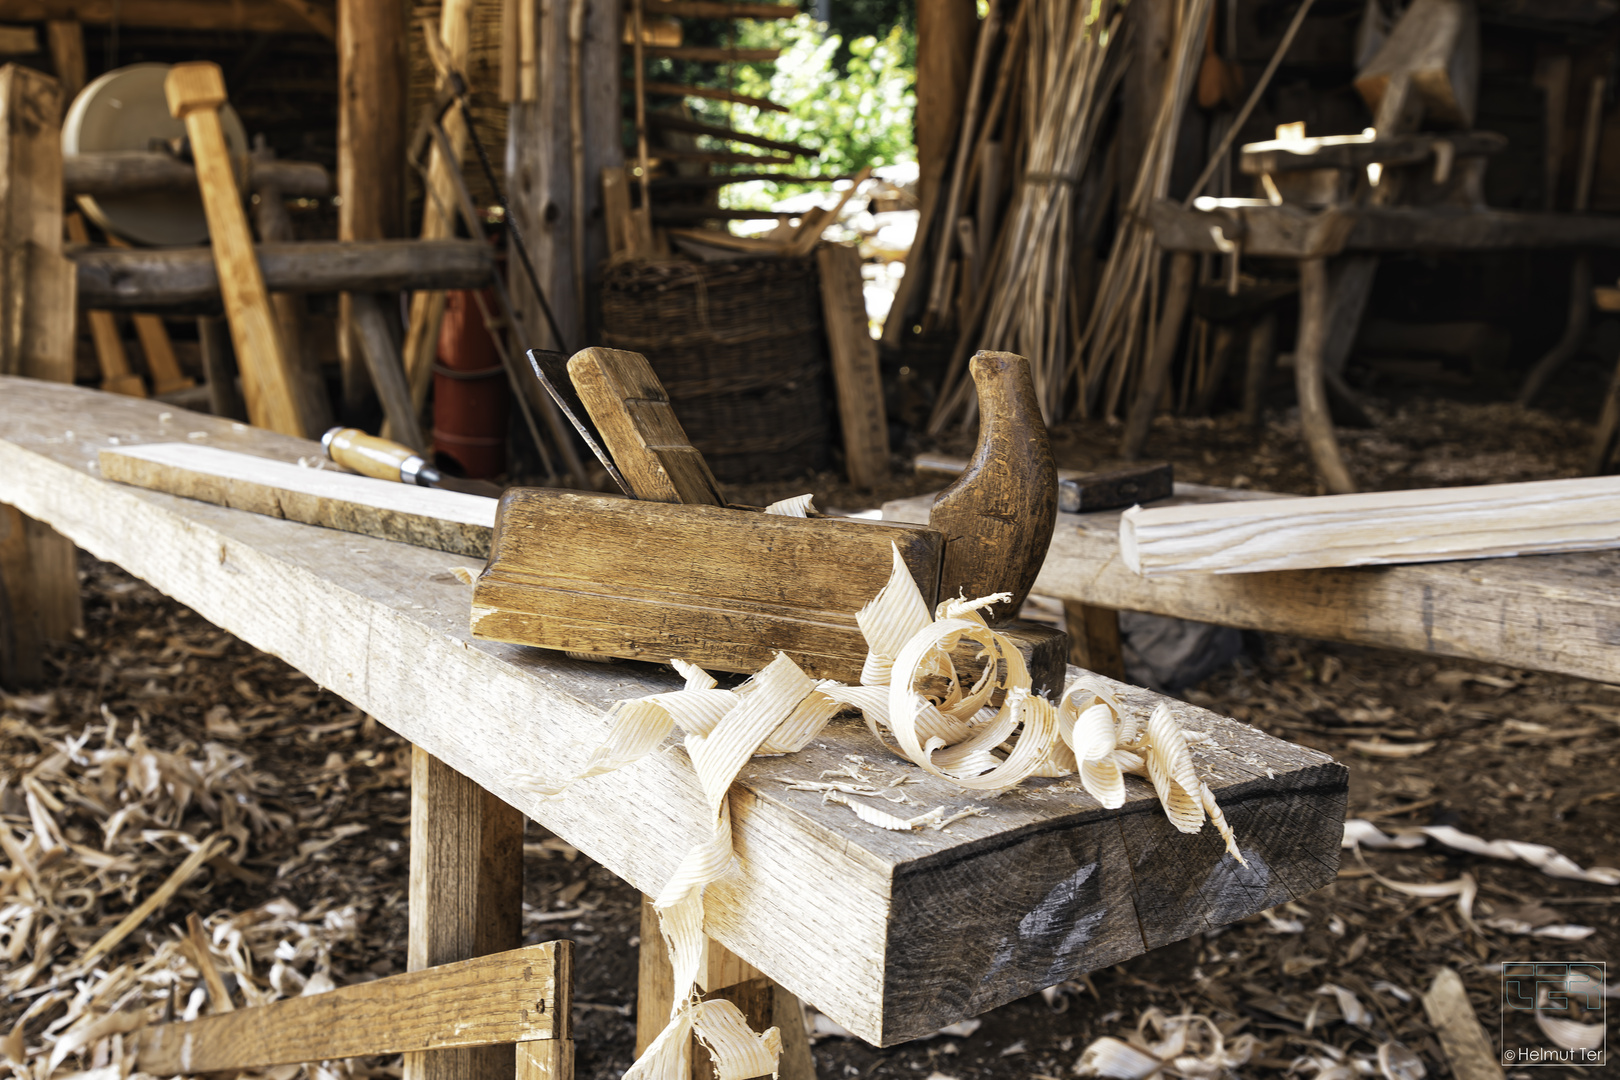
[0,378,1346,1047]
[887,486,1620,687]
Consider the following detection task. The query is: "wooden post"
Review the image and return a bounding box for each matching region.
[914,0,977,211]
[816,244,890,489]
[164,62,303,436]
[1063,601,1124,681]
[406,747,525,1080]
[0,64,80,687]
[1120,250,1194,460]
[402,0,476,424]
[44,21,85,102]
[252,145,334,435]
[198,314,247,420]
[337,0,407,415]
[1295,258,1357,494]
[508,0,622,354]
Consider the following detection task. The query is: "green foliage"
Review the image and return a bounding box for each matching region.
[701,15,915,208]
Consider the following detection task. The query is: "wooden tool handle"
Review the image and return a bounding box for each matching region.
[324,426,431,484]
[567,347,725,504]
[927,351,1057,626]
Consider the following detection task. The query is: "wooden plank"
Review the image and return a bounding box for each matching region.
[471,490,945,681]
[0,503,80,685]
[97,442,495,556]
[1064,601,1123,681]
[336,0,407,413]
[0,377,1347,1047]
[885,483,1620,688]
[645,0,797,18]
[639,46,780,62]
[134,941,569,1075]
[635,898,678,1060]
[1422,968,1503,1080]
[516,1040,573,1080]
[1238,131,1505,175]
[1120,474,1620,576]
[642,82,787,113]
[405,748,526,1080]
[816,244,890,489]
[568,347,725,505]
[647,114,810,157]
[72,239,495,311]
[0,0,328,33]
[165,63,302,436]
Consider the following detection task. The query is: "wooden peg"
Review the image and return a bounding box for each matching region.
[164,61,302,436]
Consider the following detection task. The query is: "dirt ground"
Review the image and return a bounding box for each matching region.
[2,391,1615,1080]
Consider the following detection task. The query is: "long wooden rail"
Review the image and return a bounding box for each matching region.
[0,379,1345,1046]
[886,486,1620,686]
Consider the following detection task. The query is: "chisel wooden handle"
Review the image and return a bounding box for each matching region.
[927,351,1057,626]
[323,427,436,485]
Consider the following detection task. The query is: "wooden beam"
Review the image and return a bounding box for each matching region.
[166,63,302,436]
[64,152,330,198]
[105,234,195,397]
[646,0,796,16]
[337,0,407,414]
[1063,601,1124,681]
[72,239,495,311]
[816,245,889,489]
[134,941,568,1075]
[645,113,811,156]
[66,213,145,397]
[642,82,787,113]
[43,20,83,99]
[1,378,1347,1048]
[0,0,327,33]
[638,45,779,62]
[97,442,496,557]
[270,0,337,39]
[0,65,79,688]
[197,315,245,421]
[914,0,977,210]
[1238,131,1505,175]
[249,148,332,437]
[405,748,527,1080]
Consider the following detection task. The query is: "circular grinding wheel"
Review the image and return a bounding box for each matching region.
[63,63,250,247]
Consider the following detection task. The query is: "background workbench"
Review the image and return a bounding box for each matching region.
[0,377,1346,1048]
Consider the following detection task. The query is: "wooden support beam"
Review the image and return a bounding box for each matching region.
[133,940,567,1075]
[337,0,407,414]
[914,0,977,210]
[405,748,527,1080]
[64,151,330,198]
[638,45,779,62]
[351,292,427,452]
[197,314,246,420]
[0,0,329,33]
[0,64,79,688]
[1063,601,1124,681]
[104,233,195,397]
[642,82,787,113]
[271,0,338,39]
[250,147,333,437]
[166,63,303,437]
[72,239,495,311]
[43,20,83,100]
[0,379,1349,1048]
[66,214,145,397]
[645,0,797,17]
[645,112,810,156]
[816,244,889,489]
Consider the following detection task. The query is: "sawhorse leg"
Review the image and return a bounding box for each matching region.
[0,504,81,688]
[1064,601,1124,682]
[406,747,526,1080]
[636,897,817,1080]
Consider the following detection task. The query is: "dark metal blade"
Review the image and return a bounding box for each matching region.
[525,349,634,497]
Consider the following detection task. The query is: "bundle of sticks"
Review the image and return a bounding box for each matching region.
[908,0,1304,435]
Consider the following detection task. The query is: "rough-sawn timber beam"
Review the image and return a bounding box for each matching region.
[0,379,1346,1047]
[0,0,328,33]
[70,239,494,311]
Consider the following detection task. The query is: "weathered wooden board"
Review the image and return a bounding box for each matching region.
[886,485,1620,687]
[472,489,944,682]
[1,379,1345,1046]
[98,443,496,557]
[135,940,569,1074]
[1120,475,1620,576]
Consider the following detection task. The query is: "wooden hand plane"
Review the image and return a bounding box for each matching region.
[470,349,1064,689]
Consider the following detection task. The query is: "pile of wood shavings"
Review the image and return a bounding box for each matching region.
[0,562,414,1080]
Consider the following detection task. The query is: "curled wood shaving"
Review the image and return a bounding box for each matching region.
[822,792,945,831]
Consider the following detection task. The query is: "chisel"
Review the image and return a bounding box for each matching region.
[322,427,504,498]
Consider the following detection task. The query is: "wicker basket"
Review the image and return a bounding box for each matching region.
[600,257,835,483]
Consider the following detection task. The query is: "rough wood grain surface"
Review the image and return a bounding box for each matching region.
[0,379,1346,1047]
[1120,473,1620,575]
[886,482,1620,687]
[97,442,496,557]
[928,352,1057,626]
[65,213,145,397]
[567,347,725,505]
[1421,967,1504,1080]
[817,244,890,490]
[406,748,525,1080]
[472,489,944,681]
[134,941,569,1074]
[165,63,302,436]
[63,152,330,197]
[0,65,75,385]
[3,0,332,33]
[71,240,495,311]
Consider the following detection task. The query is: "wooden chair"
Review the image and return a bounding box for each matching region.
[132,940,574,1080]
